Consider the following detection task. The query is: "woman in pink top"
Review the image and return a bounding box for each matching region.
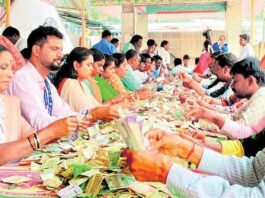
[193,40,212,74]
[0,45,80,165]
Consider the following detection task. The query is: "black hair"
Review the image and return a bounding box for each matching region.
[215,53,237,68]
[183,54,190,60]
[27,26,63,57]
[195,57,200,65]
[140,55,146,63]
[174,58,182,66]
[141,53,151,60]
[102,30,112,38]
[230,57,265,85]
[160,40,169,47]
[203,40,212,53]
[53,47,93,88]
[111,38,119,45]
[211,51,222,59]
[112,53,126,68]
[103,54,114,70]
[20,48,31,60]
[125,49,138,60]
[2,26,20,37]
[130,35,143,45]
[147,39,155,47]
[153,55,162,61]
[151,57,155,63]
[90,48,105,62]
[240,34,250,42]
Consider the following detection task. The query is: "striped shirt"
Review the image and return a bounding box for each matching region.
[166,148,265,197]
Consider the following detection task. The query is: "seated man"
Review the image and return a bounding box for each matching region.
[8,26,90,130]
[0,44,80,165]
[123,128,265,197]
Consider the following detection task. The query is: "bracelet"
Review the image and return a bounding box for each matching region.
[27,136,35,150]
[185,143,195,160]
[33,132,40,149]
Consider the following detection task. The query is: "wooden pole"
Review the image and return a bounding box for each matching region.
[250,0,255,44]
[6,0,11,26]
[81,0,87,47]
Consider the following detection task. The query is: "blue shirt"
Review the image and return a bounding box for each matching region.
[93,39,116,55]
[212,42,228,53]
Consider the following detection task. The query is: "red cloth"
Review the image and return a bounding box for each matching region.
[0,36,26,71]
[193,51,211,74]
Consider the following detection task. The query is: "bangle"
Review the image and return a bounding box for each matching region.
[33,132,40,149]
[27,136,35,150]
[185,143,195,160]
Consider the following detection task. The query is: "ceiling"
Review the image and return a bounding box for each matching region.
[1,0,265,32]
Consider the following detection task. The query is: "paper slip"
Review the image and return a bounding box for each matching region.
[57,182,82,198]
[2,175,31,184]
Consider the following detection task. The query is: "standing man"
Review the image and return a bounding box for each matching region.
[93,30,116,55]
[142,39,157,57]
[122,35,143,54]
[2,26,27,51]
[157,40,171,74]
[239,34,254,61]
[212,35,228,53]
[111,38,119,49]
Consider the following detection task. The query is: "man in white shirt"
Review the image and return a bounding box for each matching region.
[157,40,171,74]
[141,39,157,57]
[2,26,27,51]
[182,54,195,71]
[239,34,254,61]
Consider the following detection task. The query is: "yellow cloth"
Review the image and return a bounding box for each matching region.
[221,140,245,157]
[108,74,129,95]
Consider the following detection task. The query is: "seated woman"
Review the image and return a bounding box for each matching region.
[102,54,153,101]
[0,45,80,165]
[108,53,130,95]
[0,36,25,70]
[53,47,120,121]
[83,49,120,103]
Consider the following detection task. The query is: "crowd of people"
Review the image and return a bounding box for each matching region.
[1,25,265,197]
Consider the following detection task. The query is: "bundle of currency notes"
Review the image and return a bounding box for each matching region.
[116,114,145,150]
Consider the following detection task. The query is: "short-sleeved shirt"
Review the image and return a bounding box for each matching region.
[93,39,116,55]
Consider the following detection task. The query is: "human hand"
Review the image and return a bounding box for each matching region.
[48,117,78,138]
[178,71,192,84]
[90,105,120,121]
[184,106,216,122]
[145,128,193,159]
[200,95,212,104]
[136,88,154,100]
[122,149,172,183]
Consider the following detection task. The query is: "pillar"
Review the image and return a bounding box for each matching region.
[225,0,242,56]
[121,5,136,47]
